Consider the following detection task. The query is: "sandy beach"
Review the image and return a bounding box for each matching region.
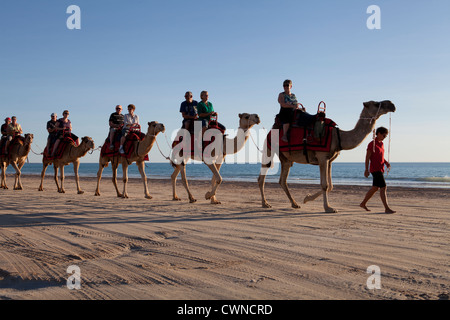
[0,174,448,300]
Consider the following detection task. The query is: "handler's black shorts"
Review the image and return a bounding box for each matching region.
[371,171,386,188]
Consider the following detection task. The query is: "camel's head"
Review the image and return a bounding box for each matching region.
[363,100,396,120]
[147,121,165,136]
[81,136,95,150]
[24,133,33,144]
[239,113,261,129]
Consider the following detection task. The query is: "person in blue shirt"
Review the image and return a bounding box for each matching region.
[179,91,198,130]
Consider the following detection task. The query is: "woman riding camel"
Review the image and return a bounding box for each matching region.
[278,79,304,142]
[51,110,73,157]
[119,104,140,154]
[4,116,23,155]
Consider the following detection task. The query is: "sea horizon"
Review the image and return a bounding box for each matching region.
[8,162,450,190]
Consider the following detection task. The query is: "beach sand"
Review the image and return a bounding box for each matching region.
[0,174,448,300]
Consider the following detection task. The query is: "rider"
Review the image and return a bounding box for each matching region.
[1,117,11,152]
[197,91,226,135]
[278,79,304,142]
[108,105,124,150]
[1,117,11,138]
[46,113,58,156]
[4,116,23,154]
[119,104,139,154]
[51,110,72,157]
[179,91,198,130]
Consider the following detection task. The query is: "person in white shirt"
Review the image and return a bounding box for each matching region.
[119,104,140,154]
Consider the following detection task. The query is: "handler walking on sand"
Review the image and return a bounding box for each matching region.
[360,127,396,214]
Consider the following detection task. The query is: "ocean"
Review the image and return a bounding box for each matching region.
[11,162,450,189]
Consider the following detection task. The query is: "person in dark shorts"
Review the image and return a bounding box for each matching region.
[360,127,395,213]
[179,91,198,130]
[46,113,58,155]
[108,105,124,150]
[277,79,304,142]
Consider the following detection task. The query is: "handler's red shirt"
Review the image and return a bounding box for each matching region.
[367,139,385,173]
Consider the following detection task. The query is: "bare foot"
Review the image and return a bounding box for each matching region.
[360,203,370,211]
[385,208,396,214]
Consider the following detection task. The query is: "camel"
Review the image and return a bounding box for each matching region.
[95,121,165,199]
[171,113,260,204]
[0,133,33,190]
[258,100,396,212]
[38,136,95,194]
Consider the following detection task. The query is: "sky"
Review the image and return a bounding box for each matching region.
[0,0,449,163]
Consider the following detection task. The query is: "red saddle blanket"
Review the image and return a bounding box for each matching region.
[44,137,79,161]
[101,132,149,161]
[172,132,220,157]
[267,118,337,152]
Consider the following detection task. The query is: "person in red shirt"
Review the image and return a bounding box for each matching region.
[360,127,395,213]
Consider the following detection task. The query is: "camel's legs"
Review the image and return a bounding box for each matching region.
[279,159,300,208]
[179,164,197,203]
[38,162,49,191]
[12,161,25,190]
[121,162,129,198]
[327,161,334,192]
[136,160,152,199]
[111,161,122,197]
[204,163,222,202]
[73,160,84,194]
[258,164,272,208]
[208,162,223,204]
[0,162,7,189]
[10,161,19,190]
[53,165,61,192]
[171,165,181,201]
[18,161,25,190]
[59,165,66,193]
[304,162,335,205]
[319,158,336,213]
[95,162,105,196]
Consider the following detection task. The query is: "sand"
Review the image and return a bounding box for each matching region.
[0,174,448,300]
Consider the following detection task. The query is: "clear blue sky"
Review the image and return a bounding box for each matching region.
[1,0,449,163]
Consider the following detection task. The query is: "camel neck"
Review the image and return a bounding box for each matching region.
[224,127,251,155]
[339,116,376,151]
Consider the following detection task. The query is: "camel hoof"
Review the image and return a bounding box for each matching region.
[292,203,301,209]
[145,195,153,199]
[172,197,181,201]
[189,198,197,203]
[262,202,272,208]
[78,190,84,194]
[59,190,66,194]
[94,191,100,196]
[211,200,221,205]
[325,207,338,213]
[38,188,43,192]
[205,192,213,200]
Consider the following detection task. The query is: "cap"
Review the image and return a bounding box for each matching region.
[5,117,11,121]
[51,113,57,117]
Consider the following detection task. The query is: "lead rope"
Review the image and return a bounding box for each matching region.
[151,134,171,161]
[386,114,392,177]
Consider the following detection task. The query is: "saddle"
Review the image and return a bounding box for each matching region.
[44,134,79,161]
[268,102,338,156]
[173,117,225,157]
[100,129,149,161]
[0,135,25,156]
